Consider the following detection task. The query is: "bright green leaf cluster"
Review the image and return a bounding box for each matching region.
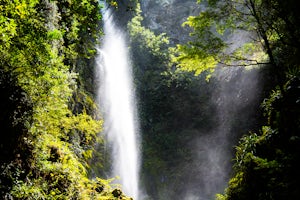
[0,0,131,199]
[128,3,170,60]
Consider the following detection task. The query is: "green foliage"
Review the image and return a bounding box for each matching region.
[173,44,217,78]
[172,1,229,76]
[168,1,300,199]
[0,0,131,199]
[128,3,170,62]
[216,77,300,200]
[209,1,300,199]
[47,29,64,40]
[127,4,225,199]
[174,0,300,85]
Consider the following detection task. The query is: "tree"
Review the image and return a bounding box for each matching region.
[0,0,132,199]
[174,0,300,85]
[174,1,300,199]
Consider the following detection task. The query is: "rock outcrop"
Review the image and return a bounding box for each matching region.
[140,0,202,44]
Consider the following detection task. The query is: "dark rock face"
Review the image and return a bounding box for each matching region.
[140,0,202,44]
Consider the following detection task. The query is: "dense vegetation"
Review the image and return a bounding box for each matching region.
[1,0,299,199]
[128,3,265,199]
[0,0,131,199]
[126,0,299,199]
[174,0,300,199]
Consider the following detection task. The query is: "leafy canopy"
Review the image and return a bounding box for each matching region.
[173,0,299,81]
[0,0,132,199]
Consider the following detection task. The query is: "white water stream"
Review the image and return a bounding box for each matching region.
[96,7,140,200]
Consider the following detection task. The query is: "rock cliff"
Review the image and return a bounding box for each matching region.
[140,0,202,44]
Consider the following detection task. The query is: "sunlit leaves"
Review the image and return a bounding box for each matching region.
[0,0,120,199]
[173,6,230,78]
[174,44,216,77]
[109,1,118,8]
[0,17,17,44]
[173,0,272,77]
[15,1,28,18]
[173,38,222,79]
[47,29,64,40]
[174,1,300,199]
[183,13,213,33]
[234,133,258,168]
[128,3,169,59]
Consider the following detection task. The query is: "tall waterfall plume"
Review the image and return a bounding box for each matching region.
[96,7,140,200]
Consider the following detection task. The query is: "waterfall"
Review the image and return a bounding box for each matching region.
[96,7,140,200]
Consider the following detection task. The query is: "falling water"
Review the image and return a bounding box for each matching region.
[96,7,140,200]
